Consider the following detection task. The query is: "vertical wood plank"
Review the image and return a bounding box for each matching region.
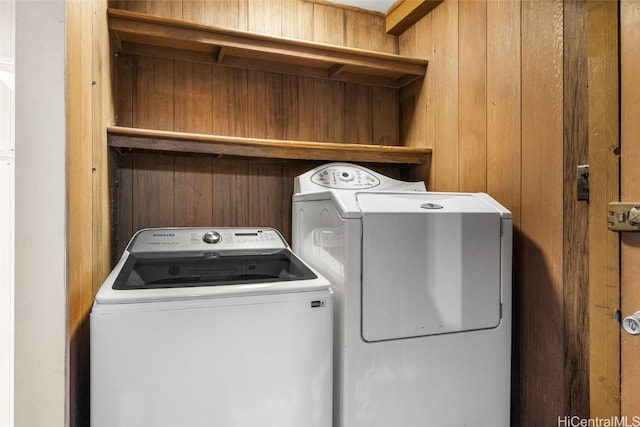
[110,0,147,13]
[182,0,205,24]
[371,87,399,145]
[132,153,175,230]
[211,66,248,136]
[246,70,297,140]
[146,0,183,19]
[280,74,299,140]
[115,53,134,127]
[66,1,94,425]
[399,10,431,162]
[247,0,281,36]
[345,10,372,49]
[313,3,345,45]
[174,156,213,226]
[297,77,316,142]
[485,3,523,422]
[620,0,640,419]
[314,80,345,143]
[344,84,372,144]
[563,0,590,418]
[458,0,487,192]
[133,56,174,131]
[115,153,134,258]
[92,0,115,284]
[520,1,565,425]
[587,0,620,418]
[174,61,212,134]
[487,0,521,222]
[204,0,241,28]
[430,0,458,191]
[281,0,314,40]
[211,158,250,226]
[247,161,286,233]
[371,13,398,54]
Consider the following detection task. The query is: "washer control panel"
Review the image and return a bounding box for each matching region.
[128,227,287,253]
[310,164,380,189]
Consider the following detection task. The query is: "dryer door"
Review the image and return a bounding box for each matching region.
[357,193,503,341]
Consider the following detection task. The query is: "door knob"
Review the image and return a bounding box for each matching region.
[622,311,640,335]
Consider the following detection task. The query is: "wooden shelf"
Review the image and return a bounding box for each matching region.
[108,8,427,89]
[107,126,431,165]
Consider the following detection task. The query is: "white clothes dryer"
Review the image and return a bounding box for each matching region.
[91,227,332,427]
[292,163,512,427]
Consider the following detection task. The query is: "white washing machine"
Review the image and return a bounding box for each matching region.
[292,163,512,427]
[91,227,332,427]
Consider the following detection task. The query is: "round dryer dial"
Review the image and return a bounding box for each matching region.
[310,165,380,189]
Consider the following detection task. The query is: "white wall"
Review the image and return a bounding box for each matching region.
[14,1,67,426]
[0,0,15,426]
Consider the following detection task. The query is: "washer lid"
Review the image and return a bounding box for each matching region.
[94,227,330,304]
[358,193,505,341]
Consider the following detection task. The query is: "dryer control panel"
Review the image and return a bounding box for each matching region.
[294,162,426,193]
[311,164,380,189]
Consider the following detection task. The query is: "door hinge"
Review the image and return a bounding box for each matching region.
[607,202,640,231]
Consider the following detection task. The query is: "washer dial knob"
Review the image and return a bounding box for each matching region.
[202,231,222,244]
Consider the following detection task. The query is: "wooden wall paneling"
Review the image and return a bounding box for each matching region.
[486,0,521,224]
[211,66,248,136]
[344,84,372,144]
[371,13,398,55]
[68,0,115,425]
[520,0,565,425]
[314,79,345,142]
[313,3,345,45]
[280,74,300,140]
[620,0,640,418]
[345,10,373,49]
[67,1,94,425]
[115,53,134,127]
[247,0,282,36]
[204,0,244,29]
[172,59,214,228]
[174,60,213,134]
[132,153,175,231]
[146,0,183,19]
[248,161,288,238]
[280,0,314,41]
[563,0,590,418]
[182,0,206,24]
[247,69,270,138]
[398,11,431,163]
[211,158,250,227]
[345,6,397,53]
[458,0,487,193]
[246,70,297,140]
[109,0,147,14]
[174,155,214,226]
[587,0,620,418]
[114,153,134,258]
[133,56,174,130]
[297,77,316,142]
[429,0,458,191]
[371,87,399,145]
[485,2,522,422]
[93,0,115,288]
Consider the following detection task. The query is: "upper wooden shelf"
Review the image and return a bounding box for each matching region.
[107,8,427,89]
[107,126,431,165]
